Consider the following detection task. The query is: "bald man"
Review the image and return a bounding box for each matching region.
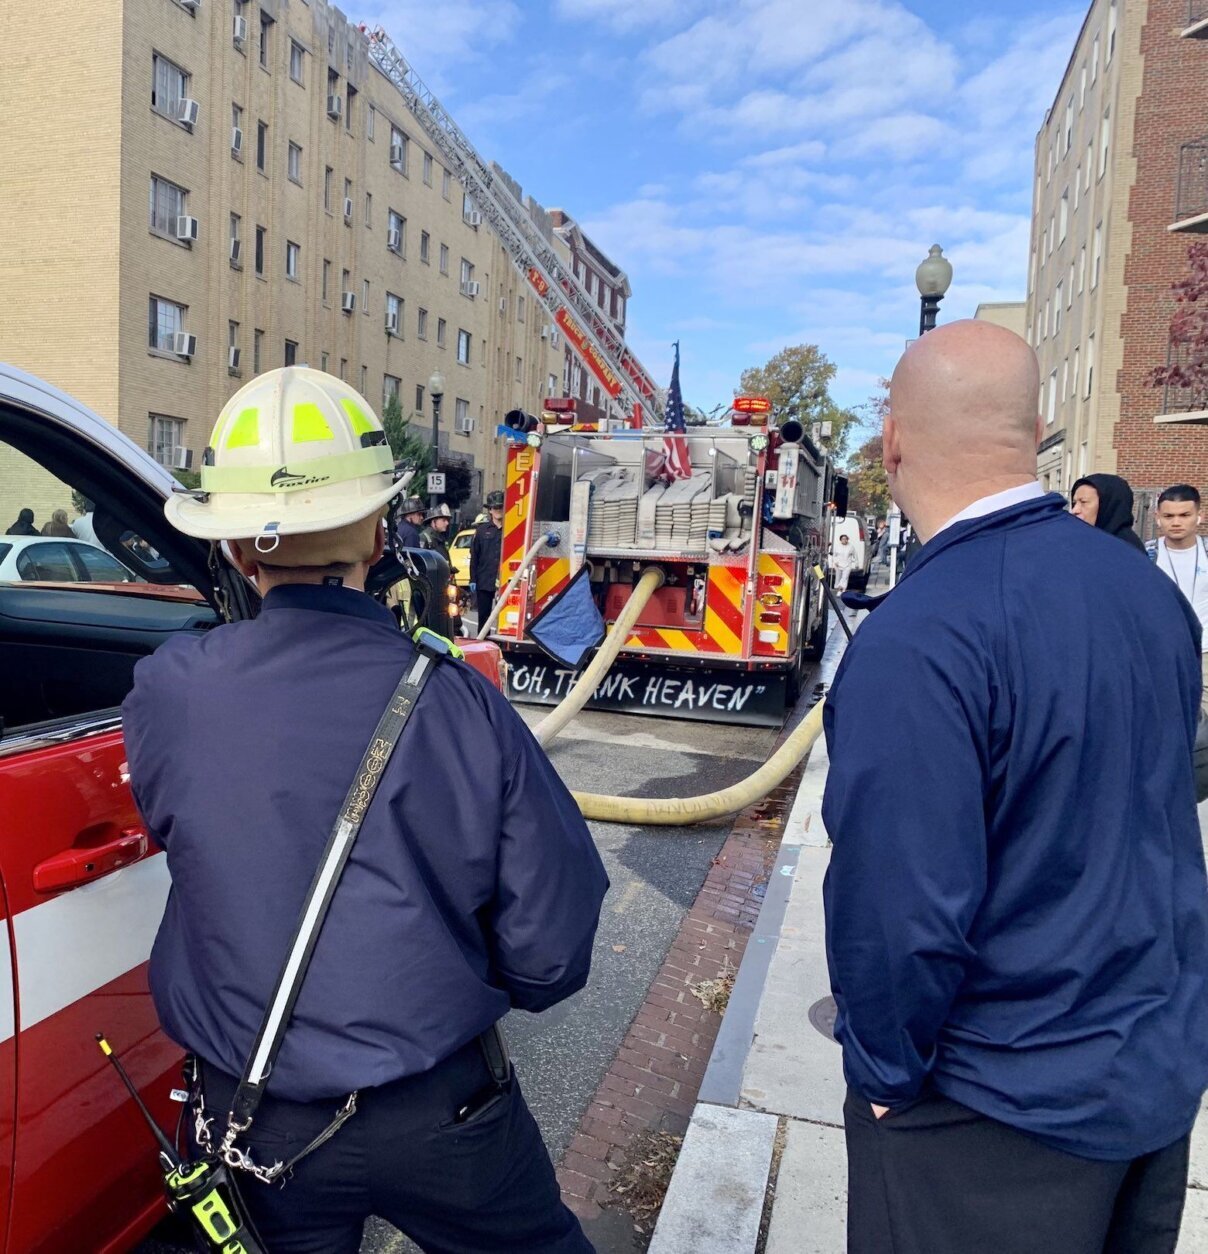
[822,321,1208,1253]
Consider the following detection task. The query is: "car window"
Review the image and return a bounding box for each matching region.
[454,532,473,549]
[72,544,136,582]
[16,542,79,582]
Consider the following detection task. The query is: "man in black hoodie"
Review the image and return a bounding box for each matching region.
[1070,473,1145,551]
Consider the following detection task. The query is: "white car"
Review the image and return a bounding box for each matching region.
[0,534,139,584]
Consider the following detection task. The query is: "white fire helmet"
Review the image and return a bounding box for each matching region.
[164,367,406,545]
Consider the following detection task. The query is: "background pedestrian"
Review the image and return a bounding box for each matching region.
[1070,473,1146,551]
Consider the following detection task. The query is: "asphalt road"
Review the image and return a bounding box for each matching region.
[139,696,797,1254]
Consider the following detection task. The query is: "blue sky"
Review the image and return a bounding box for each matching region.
[362,0,1087,421]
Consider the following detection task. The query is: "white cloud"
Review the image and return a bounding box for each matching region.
[555,0,702,31]
[360,0,522,78]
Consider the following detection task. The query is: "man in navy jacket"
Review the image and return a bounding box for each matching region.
[823,321,1208,1253]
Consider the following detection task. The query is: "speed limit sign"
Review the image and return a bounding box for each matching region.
[427,472,446,494]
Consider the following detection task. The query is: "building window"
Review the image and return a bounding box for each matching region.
[1085,334,1095,398]
[1067,263,1074,306]
[1074,168,1081,212]
[457,329,471,365]
[1044,298,1051,339]
[232,101,243,153]
[586,272,596,297]
[321,352,329,372]
[420,231,430,264]
[455,398,470,433]
[1072,348,1080,402]
[229,212,241,263]
[342,268,350,300]
[418,307,428,340]
[1059,190,1068,243]
[1041,225,1048,262]
[1098,108,1111,179]
[460,258,475,291]
[386,292,402,335]
[1107,0,1117,61]
[228,320,239,369]
[254,329,263,374]
[515,355,522,383]
[344,178,353,221]
[285,339,297,367]
[1080,63,1087,110]
[327,67,339,108]
[256,120,268,172]
[390,127,408,174]
[437,318,447,348]
[1064,98,1073,153]
[383,375,401,409]
[1092,223,1102,289]
[517,295,526,323]
[148,295,185,351]
[439,244,449,275]
[322,259,331,302]
[339,358,347,381]
[1091,34,1100,82]
[462,192,476,224]
[388,209,405,254]
[255,225,266,275]
[1054,283,1063,333]
[1046,371,1057,424]
[365,192,372,228]
[151,53,188,119]
[1047,215,1054,256]
[286,240,300,280]
[289,39,304,84]
[360,365,368,394]
[1084,144,1092,191]
[362,279,370,314]
[415,384,425,413]
[345,83,356,132]
[1061,358,1069,403]
[149,175,187,237]
[423,152,433,186]
[442,168,451,199]
[259,10,272,69]
[288,141,302,183]
[367,105,375,140]
[150,414,185,466]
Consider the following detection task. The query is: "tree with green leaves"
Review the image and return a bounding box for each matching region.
[381,393,434,475]
[739,344,857,460]
[845,379,892,519]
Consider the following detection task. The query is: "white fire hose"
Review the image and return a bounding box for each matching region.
[476,533,558,641]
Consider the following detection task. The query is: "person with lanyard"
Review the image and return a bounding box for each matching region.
[1149,484,1208,718]
[122,367,607,1254]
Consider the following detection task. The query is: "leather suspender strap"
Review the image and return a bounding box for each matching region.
[225,635,450,1137]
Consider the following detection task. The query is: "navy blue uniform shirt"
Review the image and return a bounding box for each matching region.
[123,583,608,1102]
[823,496,1208,1160]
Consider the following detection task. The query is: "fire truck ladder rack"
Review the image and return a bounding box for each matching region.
[363,25,661,426]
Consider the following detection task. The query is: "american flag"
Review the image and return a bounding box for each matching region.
[662,341,691,481]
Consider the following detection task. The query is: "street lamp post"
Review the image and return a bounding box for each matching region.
[915,244,954,338]
[428,369,445,508]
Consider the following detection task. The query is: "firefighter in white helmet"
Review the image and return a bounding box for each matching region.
[123,368,607,1253]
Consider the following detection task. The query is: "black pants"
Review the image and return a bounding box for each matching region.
[195,1041,591,1254]
[475,589,496,629]
[844,1087,1190,1254]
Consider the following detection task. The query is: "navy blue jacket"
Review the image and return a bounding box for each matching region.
[395,518,423,548]
[823,495,1208,1160]
[123,583,608,1102]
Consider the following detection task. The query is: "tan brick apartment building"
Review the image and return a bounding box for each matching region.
[0,0,569,512]
[1027,0,1208,512]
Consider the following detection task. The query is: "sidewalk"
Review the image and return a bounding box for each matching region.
[648,609,1208,1254]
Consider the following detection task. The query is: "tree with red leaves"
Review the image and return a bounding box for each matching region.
[1150,241,1208,413]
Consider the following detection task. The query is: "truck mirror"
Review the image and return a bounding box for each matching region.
[832,475,849,519]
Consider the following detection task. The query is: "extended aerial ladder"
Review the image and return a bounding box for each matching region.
[362,25,661,426]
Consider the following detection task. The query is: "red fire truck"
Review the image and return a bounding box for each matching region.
[489,408,845,727]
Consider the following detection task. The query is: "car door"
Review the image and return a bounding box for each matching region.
[15,542,80,583]
[0,365,251,1253]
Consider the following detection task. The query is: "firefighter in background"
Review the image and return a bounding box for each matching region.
[420,502,453,563]
[395,496,425,548]
[470,490,505,628]
[122,368,607,1253]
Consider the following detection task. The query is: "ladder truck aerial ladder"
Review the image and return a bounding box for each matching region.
[362,25,660,428]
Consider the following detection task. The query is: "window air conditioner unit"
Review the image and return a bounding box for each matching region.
[176,215,199,243]
[327,95,342,120]
[173,331,197,358]
[172,446,194,470]
[387,228,401,252]
[456,415,474,435]
[461,280,480,298]
[390,142,404,168]
[229,346,241,371]
[229,238,242,266]
[233,14,248,43]
[343,197,353,221]
[467,211,482,227]
[385,312,398,334]
[341,291,356,313]
[231,126,243,154]
[540,325,549,340]
[177,98,200,128]
[180,0,200,11]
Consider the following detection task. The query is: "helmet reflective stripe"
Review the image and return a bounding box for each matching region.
[291,402,336,444]
[223,407,261,450]
[200,445,393,494]
[341,398,376,437]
